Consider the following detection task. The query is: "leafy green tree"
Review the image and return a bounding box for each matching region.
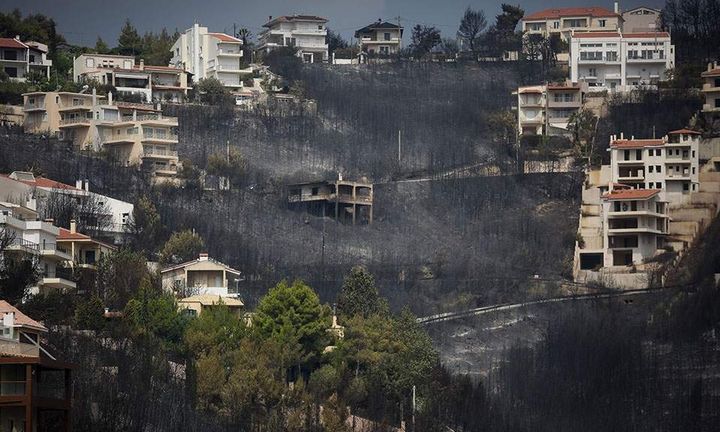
[195,77,233,106]
[74,295,106,331]
[253,280,330,371]
[159,229,204,265]
[124,277,188,347]
[308,364,340,399]
[94,37,110,54]
[117,19,142,56]
[458,7,487,56]
[196,351,226,415]
[409,25,441,59]
[184,301,247,357]
[485,4,524,56]
[337,266,387,319]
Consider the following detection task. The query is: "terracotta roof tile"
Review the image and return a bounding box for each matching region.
[668,128,701,135]
[701,68,720,77]
[57,228,90,241]
[603,189,661,200]
[624,32,671,38]
[610,139,665,148]
[208,33,242,43]
[0,174,82,192]
[179,294,244,307]
[0,38,28,49]
[524,7,619,20]
[0,301,47,332]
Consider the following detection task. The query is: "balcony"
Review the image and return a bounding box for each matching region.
[40,243,72,261]
[626,53,666,63]
[101,133,137,145]
[702,82,720,93]
[59,117,91,127]
[0,339,39,359]
[217,49,244,57]
[361,37,401,44]
[58,101,92,112]
[666,169,691,179]
[578,54,619,64]
[39,268,76,290]
[547,98,581,108]
[142,148,178,160]
[140,129,178,143]
[23,101,45,112]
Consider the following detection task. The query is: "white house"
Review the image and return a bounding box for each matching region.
[569,30,674,92]
[171,24,247,90]
[0,37,52,81]
[514,82,585,136]
[355,20,403,56]
[257,15,329,63]
[621,6,661,33]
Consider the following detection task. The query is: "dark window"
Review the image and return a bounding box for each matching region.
[4,67,17,78]
[636,149,642,160]
[311,187,319,196]
[29,54,35,63]
[683,183,689,191]
[4,50,17,60]
[384,32,391,41]
[624,150,630,160]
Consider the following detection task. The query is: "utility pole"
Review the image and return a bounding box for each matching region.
[412,385,416,431]
[395,16,402,49]
[397,129,402,165]
[226,140,230,162]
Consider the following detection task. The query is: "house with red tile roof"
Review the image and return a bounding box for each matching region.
[257,15,329,63]
[521,5,622,42]
[0,301,73,431]
[72,54,190,103]
[0,37,52,82]
[569,30,674,92]
[57,220,116,272]
[171,24,250,91]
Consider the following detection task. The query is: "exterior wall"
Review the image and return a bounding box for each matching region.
[569,33,674,92]
[622,8,660,32]
[1,46,29,81]
[522,15,622,41]
[359,28,402,55]
[702,64,720,113]
[73,54,135,82]
[258,18,329,62]
[515,85,583,135]
[171,24,244,89]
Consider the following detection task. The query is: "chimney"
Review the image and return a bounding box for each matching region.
[268,15,273,21]
[84,179,89,191]
[709,62,713,72]
[70,219,77,234]
[620,132,624,140]
[92,87,97,106]
[614,1,619,13]
[14,35,20,41]
[199,253,209,261]
[76,179,82,189]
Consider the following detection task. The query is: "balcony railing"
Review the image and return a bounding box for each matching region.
[23,102,45,110]
[142,148,178,158]
[60,117,91,126]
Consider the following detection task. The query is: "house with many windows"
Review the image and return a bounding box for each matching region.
[73,54,190,103]
[57,220,116,272]
[574,129,702,287]
[521,5,622,42]
[21,90,180,182]
[171,24,247,90]
[0,201,76,295]
[257,15,329,63]
[569,30,674,92]
[514,82,585,136]
[355,20,403,56]
[0,37,52,81]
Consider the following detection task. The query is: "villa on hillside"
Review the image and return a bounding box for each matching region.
[161,253,242,297]
[0,301,73,431]
[521,5,623,42]
[355,20,403,56]
[0,37,52,82]
[514,82,586,136]
[573,129,716,288]
[257,15,329,63]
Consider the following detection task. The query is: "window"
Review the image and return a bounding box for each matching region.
[692,167,696,174]
[29,54,35,63]
[598,19,606,27]
[588,67,597,77]
[648,166,654,173]
[318,25,323,30]
[86,57,95,68]
[4,67,17,78]
[553,21,560,29]
[636,150,642,160]
[656,182,662,189]
[647,182,653,188]
[3,49,17,60]
[384,32,391,41]
[715,78,720,87]
[123,60,132,69]
[656,165,661,173]
[624,150,630,160]
[683,183,689,191]
[656,149,662,156]
[692,150,695,158]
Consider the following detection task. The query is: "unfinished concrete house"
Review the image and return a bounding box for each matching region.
[288,179,373,224]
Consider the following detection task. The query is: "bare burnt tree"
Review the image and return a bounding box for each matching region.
[0,229,40,304]
[37,190,113,236]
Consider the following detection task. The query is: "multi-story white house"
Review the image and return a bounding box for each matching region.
[354,20,403,56]
[701,61,720,113]
[170,24,247,90]
[521,5,622,42]
[621,6,661,32]
[0,171,134,244]
[22,90,180,182]
[0,201,75,295]
[569,30,674,92]
[257,15,329,63]
[575,129,700,277]
[73,54,191,103]
[0,37,52,81]
[514,83,585,136]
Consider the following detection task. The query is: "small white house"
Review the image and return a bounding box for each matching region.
[161,253,241,297]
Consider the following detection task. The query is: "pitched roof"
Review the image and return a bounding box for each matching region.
[518,87,543,94]
[160,255,241,275]
[355,21,403,37]
[57,228,90,241]
[264,15,328,27]
[209,33,242,43]
[623,6,661,14]
[610,138,665,148]
[0,301,47,332]
[0,173,83,192]
[668,128,701,135]
[179,294,244,307]
[603,189,661,200]
[0,38,28,49]
[524,7,619,20]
